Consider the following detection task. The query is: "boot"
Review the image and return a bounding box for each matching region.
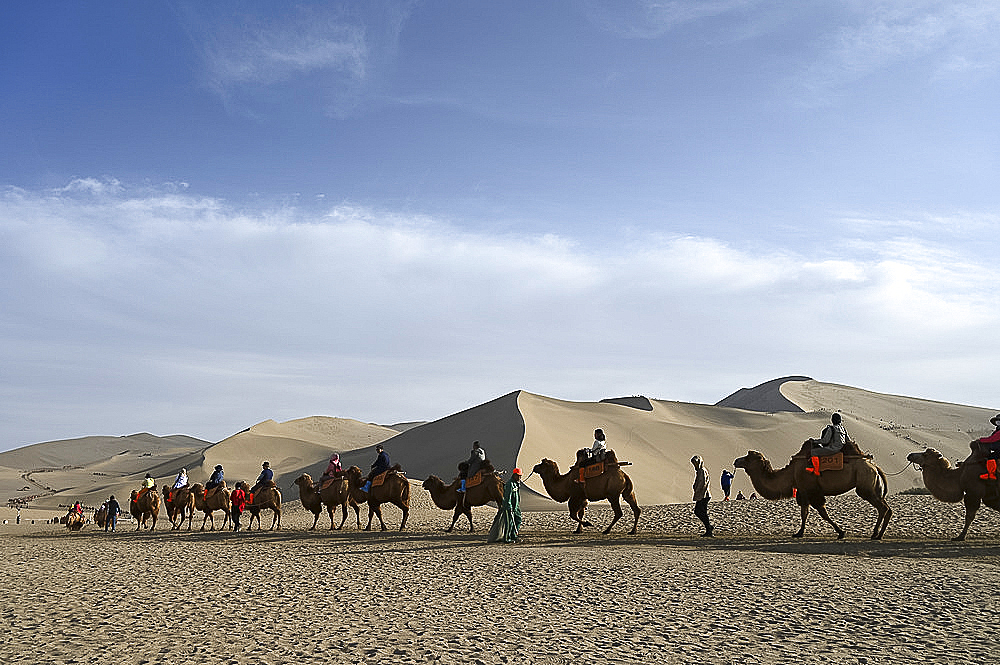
[361,481,371,493]
[981,458,998,480]
[457,479,466,493]
[805,456,821,476]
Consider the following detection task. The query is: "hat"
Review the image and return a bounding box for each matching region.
[691,455,702,465]
[331,453,340,461]
[992,414,1000,427]
[215,464,223,470]
[512,468,522,475]
[262,461,270,467]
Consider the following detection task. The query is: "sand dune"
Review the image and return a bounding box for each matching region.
[3,378,997,515]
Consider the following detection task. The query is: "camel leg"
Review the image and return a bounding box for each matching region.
[624,491,641,535]
[859,488,892,540]
[333,504,344,530]
[569,499,586,534]
[310,510,320,530]
[398,502,408,531]
[273,509,281,530]
[794,501,808,538]
[365,504,376,531]
[464,506,473,533]
[813,502,846,539]
[603,495,624,535]
[954,494,982,541]
[447,506,460,533]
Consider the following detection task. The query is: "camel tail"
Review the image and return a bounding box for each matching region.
[877,466,889,500]
[401,479,411,508]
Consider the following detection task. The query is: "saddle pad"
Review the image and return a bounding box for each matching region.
[819,453,844,472]
[582,462,605,479]
[320,478,338,491]
[372,471,388,488]
[466,471,483,488]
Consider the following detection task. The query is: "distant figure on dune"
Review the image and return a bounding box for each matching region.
[806,413,854,476]
[721,469,734,500]
[972,414,1000,480]
[361,444,391,493]
[691,455,713,537]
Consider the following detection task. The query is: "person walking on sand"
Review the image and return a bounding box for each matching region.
[691,455,713,537]
[230,482,246,532]
[104,495,121,532]
[721,469,734,501]
[488,468,522,543]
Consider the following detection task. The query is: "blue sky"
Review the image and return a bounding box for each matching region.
[2,1,999,449]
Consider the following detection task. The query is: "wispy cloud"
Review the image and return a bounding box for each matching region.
[584,0,760,39]
[2,181,997,444]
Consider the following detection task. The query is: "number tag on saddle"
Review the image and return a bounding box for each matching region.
[819,453,844,472]
[582,462,605,479]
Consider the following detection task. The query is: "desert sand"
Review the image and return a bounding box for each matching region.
[3,377,1000,664]
[3,493,1000,665]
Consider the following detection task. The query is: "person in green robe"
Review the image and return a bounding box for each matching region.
[488,468,522,543]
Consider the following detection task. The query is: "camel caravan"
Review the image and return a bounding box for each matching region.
[58,412,1000,542]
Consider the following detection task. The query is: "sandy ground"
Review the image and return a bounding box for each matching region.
[3,494,1000,665]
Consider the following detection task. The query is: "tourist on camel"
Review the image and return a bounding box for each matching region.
[805,413,854,476]
[458,441,486,494]
[320,453,343,486]
[360,444,391,493]
[137,473,155,499]
[249,461,274,495]
[206,464,224,492]
[576,428,607,483]
[172,468,188,489]
[973,414,1000,480]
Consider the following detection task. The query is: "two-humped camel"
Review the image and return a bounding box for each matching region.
[532,451,640,535]
[129,487,161,530]
[907,448,1000,541]
[246,483,282,530]
[294,473,360,530]
[162,485,195,531]
[345,465,410,531]
[422,464,504,532]
[191,483,231,531]
[735,443,891,540]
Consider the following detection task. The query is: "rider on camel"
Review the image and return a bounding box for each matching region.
[206,465,224,494]
[458,441,486,494]
[974,414,1000,480]
[805,413,853,476]
[249,461,273,495]
[360,444,391,493]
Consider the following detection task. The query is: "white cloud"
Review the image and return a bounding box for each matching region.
[1,180,997,445]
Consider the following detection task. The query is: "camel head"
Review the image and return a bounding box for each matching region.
[294,473,314,488]
[734,451,769,472]
[345,466,363,484]
[907,448,949,469]
[532,458,559,477]
[422,475,445,491]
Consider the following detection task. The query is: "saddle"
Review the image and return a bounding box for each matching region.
[319,476,344,491]
[815,453,844,472]
[466,471,484,489]
[371,470,389,488]
[205,481,226,499]
[579,461,606,479]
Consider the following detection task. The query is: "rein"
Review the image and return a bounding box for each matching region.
[884,460,917,476]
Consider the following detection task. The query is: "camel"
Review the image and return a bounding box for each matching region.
[345,465,410,531]
[907,448,1000,541]
[293,473,360,531]
[531,453,640,535]
[129,487,161,531]
[422,465,504,532]
[246,482,282,530]
[94,505,108,529]
[162,485,195,531]
[65,510,85,531]
[191,483,231,531]
[734,446,891,540]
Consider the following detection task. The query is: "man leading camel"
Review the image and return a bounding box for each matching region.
[805,413,854,476]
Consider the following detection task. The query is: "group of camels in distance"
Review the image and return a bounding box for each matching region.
[83,437,1000,542]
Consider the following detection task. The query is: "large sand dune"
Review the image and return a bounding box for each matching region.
[3,378,997,518]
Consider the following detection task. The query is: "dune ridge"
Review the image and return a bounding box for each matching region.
[3,378,997,516]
